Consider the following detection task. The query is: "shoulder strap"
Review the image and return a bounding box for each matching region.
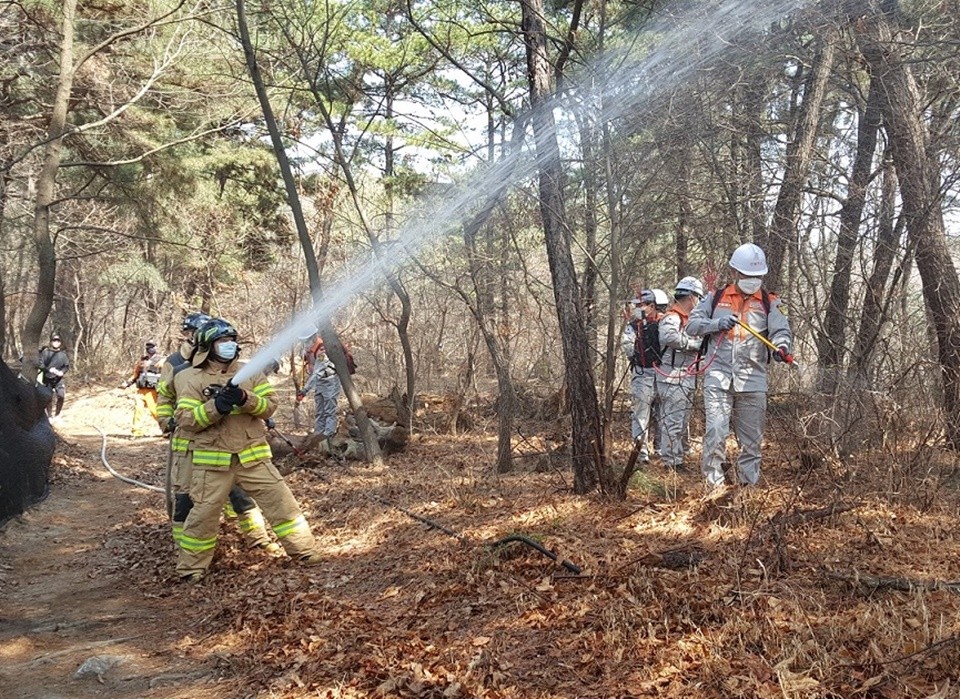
[709,284,728,316]
[711,284,771,315]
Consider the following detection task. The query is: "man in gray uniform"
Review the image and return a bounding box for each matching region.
[687,244,792,491]
[657,276,704,471]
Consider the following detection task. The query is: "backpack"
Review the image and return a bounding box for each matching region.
[136,355,163,389]
[630,316,662,369]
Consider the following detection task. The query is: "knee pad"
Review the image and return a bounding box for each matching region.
[173,492,194,522]
[228,486,256,514]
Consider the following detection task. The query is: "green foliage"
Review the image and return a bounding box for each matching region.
[101,258,170,292]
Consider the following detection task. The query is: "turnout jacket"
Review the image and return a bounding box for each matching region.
[156,340,195,450]
[173,359,277,468]
[686,285,791,393]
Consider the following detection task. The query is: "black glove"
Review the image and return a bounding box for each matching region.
[717,315,738,332]
[773,346,791,363]
[213,384,246,415]
[264,417,276,429]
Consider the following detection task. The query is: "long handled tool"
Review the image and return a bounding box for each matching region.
[735,319,797,366]
[264,417,307,458]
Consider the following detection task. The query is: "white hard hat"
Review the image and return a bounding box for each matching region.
[632,289,656,305]
[652,289,670,307]
[675,276,704,298]
[729,243,768,275]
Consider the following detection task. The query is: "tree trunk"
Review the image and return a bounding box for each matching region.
[851,154,902,380]
[816,76,882,378]
[855,3,960,447]
[0,173,8,358]
[235,0,382,463]
[764,27,837,290]
[21,0,77,380]
[520,0,609,494]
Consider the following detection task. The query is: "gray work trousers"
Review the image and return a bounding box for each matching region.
[701,386,766,487]
[657,379,695,467]
[314,375,342,438]
[629,370,657,459]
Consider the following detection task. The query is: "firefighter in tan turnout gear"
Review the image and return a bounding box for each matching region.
[155,312,278,557]
[173,318,321,582]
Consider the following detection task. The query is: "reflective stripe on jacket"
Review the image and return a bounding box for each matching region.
[686,285,791,393]
[172,359,278,467]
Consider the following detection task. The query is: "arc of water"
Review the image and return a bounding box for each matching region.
[233,0,812,385]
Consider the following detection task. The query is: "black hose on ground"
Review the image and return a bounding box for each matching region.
[491,534,582,574]
[379,497,582,573]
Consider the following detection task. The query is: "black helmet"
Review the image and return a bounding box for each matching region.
[196,318,238,351]
[181,312,211,332]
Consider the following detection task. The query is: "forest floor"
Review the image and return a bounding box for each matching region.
[1,382,960,698]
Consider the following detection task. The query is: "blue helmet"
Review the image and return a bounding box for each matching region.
[181,312,211,332]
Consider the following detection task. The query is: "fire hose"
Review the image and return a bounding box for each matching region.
[93,426,165,494]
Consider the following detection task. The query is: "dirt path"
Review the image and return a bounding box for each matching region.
[0,388,229,699]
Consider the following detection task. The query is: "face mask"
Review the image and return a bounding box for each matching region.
[632,307,645,321]
[214,341,238,360]
[736,278,763,295]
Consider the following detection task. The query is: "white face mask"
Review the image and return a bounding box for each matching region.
[214,340,238,360]
[632,307,645,321]
[736,278,763,295]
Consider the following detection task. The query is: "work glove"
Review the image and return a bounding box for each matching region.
[716,315,738,332]
[213,383,247,415]
[773,346,792,363]
[264,417,276,430]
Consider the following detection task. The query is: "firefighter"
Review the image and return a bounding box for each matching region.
[173,318,321,582]
[155,312,278,556]
[120,340,165,436]
[687,243,792,492]
[657,276,704,471]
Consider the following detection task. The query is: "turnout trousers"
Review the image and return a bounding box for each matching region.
[701,386,766,487]
[176,455,317,578]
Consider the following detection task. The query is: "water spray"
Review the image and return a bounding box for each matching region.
[232,0,812,382]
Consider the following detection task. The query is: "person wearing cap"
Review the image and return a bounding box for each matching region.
[621,289,663,464]
[38,333,70,420]
[687,244,792,492]
[121,339,166,437]
[657,277,705,471]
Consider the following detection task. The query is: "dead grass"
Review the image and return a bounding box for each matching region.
[49,388,960,699]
